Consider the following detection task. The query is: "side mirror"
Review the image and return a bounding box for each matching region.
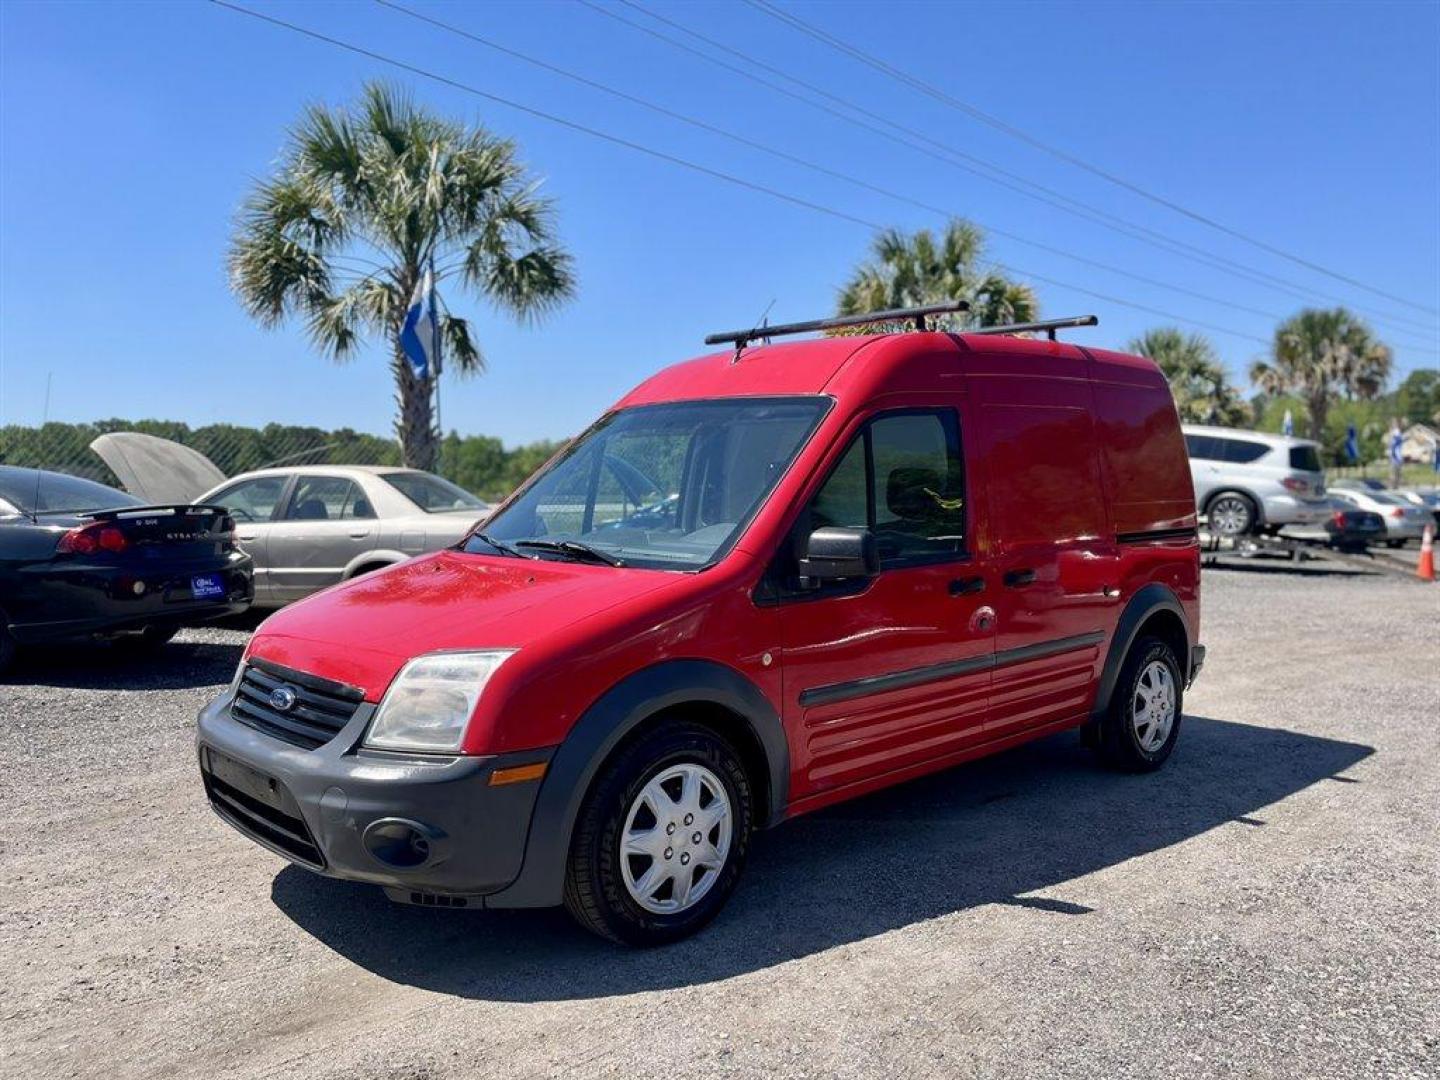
[798,526,879,587]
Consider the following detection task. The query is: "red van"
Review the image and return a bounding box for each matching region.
[198,304,1203,945]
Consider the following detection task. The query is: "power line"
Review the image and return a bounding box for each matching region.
[744,0,1439,317]
[593,0,1439,339]
[374,0,1440,354]
[209,0,1297,350]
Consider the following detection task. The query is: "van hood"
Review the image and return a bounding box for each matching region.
[245,551,677,699]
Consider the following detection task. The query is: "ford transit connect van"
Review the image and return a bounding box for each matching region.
[198,305,1204,945]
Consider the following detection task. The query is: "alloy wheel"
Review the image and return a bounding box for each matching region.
[1209,495,1252,536]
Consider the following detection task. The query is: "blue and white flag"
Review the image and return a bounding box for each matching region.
[1344,425,1360,463]
[1388,426,1404,465]
[400,267,441,381]
[1281,409,1294,436]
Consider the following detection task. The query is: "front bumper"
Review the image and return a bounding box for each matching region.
[196,691,552,902]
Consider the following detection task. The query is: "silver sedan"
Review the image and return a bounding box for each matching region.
[196,466,489,606]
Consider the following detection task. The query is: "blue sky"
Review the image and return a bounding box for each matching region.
[2,0,1437,446]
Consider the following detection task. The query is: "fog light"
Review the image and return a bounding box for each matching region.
[132,580,147,596]
[361,818,443,869]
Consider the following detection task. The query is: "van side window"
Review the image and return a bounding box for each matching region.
[807,409,967,566]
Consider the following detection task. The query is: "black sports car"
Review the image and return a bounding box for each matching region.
[0,466,253,675]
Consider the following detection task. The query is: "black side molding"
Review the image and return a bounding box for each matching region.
[799,631,1105,709]
[1116,526,1199,545]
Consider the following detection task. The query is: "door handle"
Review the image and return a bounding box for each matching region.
[238,533,258,542]
[1003,568,1037,588]
[348,530,371,539]
[949,576,985,596]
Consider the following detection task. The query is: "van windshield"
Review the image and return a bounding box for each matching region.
[465,397,830,570]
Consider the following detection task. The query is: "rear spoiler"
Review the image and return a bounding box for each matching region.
[80,503,230,521]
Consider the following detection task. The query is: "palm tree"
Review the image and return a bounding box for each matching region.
[1129,327,1249,425]
[834,220,1038,332]
[229,83,576,470]
[1249,309,1391,442]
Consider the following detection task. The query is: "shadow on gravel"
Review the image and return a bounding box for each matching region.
[271,714,1371,1001]
[9,637,244,690]
[1203,559,1375,579]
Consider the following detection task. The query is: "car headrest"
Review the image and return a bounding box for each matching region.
[293,498,328,520]
[886,467,959,522]
[352,498,372,518]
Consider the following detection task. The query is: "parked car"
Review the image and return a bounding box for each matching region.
[1182,425,1329,537]
[196,307,1204,946]
[0,466,252,675]
[1321,499,1385,551]
[1331,477,1389,493]
[1327,487,1430,546]
[1394,487,1440,529]
[187,467,490,607]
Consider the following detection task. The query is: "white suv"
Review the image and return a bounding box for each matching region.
[1183,425,1329,537]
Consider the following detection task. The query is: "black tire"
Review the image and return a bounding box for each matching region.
[112,624,180,653]
[1385,539,1406,549]
[564,722,754,946]
[1206,491,1258,537]
[1092,636,1183,773]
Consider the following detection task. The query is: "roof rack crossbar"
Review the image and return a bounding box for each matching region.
[704,300,970,348]
[968,315,1099,341]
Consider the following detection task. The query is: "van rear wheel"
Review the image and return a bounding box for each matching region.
[563,722,753,946]
[1093,636,1183,772]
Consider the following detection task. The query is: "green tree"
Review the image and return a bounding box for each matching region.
[834,220,1038,331]
[1249,308,1392,443]
[1128,327,1249,425]
[228,82,576,470]
[1394,369,1440,427]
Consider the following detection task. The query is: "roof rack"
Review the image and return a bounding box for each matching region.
[968,315,1098,341]
[704,300,970,349]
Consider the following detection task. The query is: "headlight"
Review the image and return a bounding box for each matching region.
[363,650,515,753]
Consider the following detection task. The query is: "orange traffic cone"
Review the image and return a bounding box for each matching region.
[1419,523,1436,582]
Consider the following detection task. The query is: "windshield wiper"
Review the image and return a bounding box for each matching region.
[515,539,626,567]
[471,531,531,559]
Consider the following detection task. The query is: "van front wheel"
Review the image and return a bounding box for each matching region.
[563,722,753,946]
[1094,636,1183,772]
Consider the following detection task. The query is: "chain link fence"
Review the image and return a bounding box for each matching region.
[0,419,566,504]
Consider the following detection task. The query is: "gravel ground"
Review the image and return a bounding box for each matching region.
[1,565,1436,1080]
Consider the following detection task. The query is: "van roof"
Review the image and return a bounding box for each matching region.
[615,330,1164,410]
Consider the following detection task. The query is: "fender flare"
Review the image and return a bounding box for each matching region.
[340,550,409,579]
[1090,583,1191,722]
[483,658,789,909]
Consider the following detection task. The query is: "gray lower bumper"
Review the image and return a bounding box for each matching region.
[196,692,552,900]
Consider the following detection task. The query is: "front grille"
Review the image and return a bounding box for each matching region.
[230,659,365,750]
[204,770,324,868]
